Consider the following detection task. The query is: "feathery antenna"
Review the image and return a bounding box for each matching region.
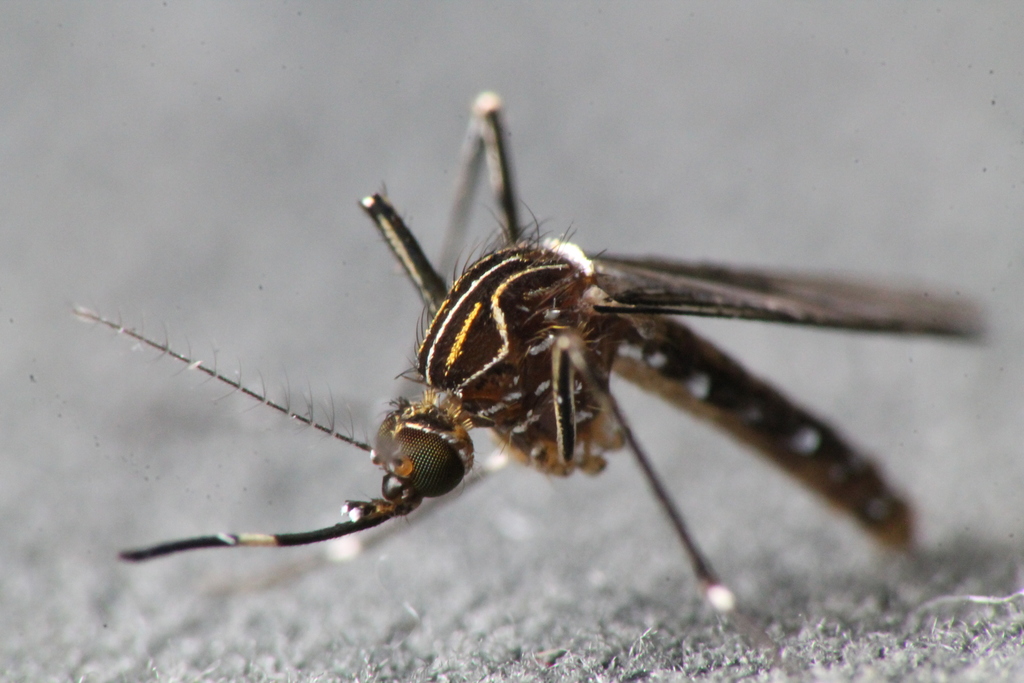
[74,306,373,453]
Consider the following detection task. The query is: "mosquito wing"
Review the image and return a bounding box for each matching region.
[591,255,983,339]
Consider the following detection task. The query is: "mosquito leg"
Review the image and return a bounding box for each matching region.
[552,335,734,612]
[554,333,781,659]
[441,100,487,270]
[473,92,520,245]
[119,499,403,562]
[550,333,577,466]
[360,193,449,314]
[441,91,521,273]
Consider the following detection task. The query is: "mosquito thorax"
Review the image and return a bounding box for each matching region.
[413,239,633,475]
[372,394,474,500]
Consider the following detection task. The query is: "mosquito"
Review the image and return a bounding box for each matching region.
[82,92,981,623]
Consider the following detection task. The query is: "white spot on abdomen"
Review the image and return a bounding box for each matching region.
[618,344,644,361]
[790,425,821,455]
[685,373,711,400]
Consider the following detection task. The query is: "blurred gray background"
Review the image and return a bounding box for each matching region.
[2,3,1022,681]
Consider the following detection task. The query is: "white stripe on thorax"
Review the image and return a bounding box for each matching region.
[424,256,524,383]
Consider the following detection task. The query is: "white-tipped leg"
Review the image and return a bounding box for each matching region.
[360,193,449,314]
[441,91,521,274]
[553,332,778,659]
[705,583,737,615]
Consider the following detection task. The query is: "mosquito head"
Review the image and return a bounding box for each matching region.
[371,394,474,502]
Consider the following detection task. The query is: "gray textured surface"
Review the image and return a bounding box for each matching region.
[2,3,1022,681]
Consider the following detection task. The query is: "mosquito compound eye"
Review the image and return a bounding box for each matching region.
[398,423,466,497]
[373,405,471,499]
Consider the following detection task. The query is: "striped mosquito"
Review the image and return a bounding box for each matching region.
[83,92,981,623]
